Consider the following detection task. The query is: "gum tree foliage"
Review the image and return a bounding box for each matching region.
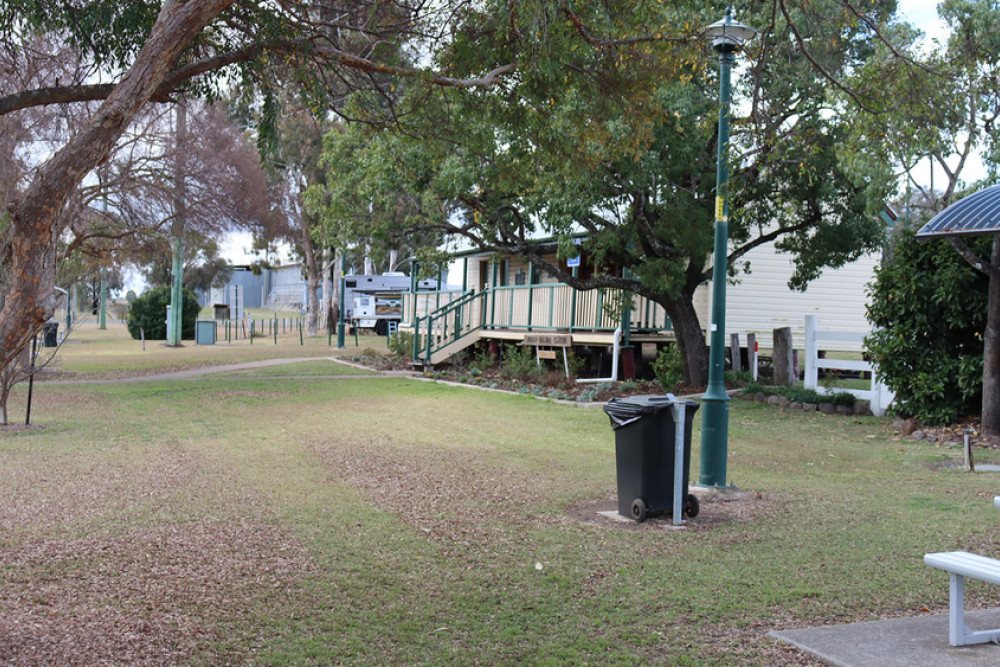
[841,0,1000,432]
[308,0,898,386]
[0,0,529,374]
[866,229,989,424]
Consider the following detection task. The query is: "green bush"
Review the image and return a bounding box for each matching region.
[866,229,988,424]
[742,381,855,407]
[388,330,415,358]
[472,344,498,371]
[500,344,539,381]
[126,287,199,340]
[653,345,683,391]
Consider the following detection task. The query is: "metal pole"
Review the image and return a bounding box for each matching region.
[699,39,737,488]
[25,336,37,426]
[168,99,187,346]
[337,252,347,348]
[569,264,578,332]
[99,268,107,330]
[526,262,534,332]
[672,402,687,526]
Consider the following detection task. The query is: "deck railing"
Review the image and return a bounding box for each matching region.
[404,284,672,333]
[411,289,486,362]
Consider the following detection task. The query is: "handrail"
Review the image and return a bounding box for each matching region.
[414,289,487,363]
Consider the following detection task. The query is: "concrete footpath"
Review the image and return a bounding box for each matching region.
[770,608,1000,666]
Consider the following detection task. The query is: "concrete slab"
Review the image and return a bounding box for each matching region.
[770,609,1000,666]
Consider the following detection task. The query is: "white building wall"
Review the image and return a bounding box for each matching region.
[695,245,881,352]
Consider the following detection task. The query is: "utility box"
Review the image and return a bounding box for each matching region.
[195,319,217,345]
[603,395,700,522]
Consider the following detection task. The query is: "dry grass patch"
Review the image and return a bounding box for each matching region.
[0,522,312,665]
[0,447,200,538]
[310,435,551,556]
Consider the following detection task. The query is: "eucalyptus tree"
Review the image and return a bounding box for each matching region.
[310,0,897,385]
[0,0,521,371]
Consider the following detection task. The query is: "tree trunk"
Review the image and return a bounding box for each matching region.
[662,295,708,387]
[364,241,374,275]
[302,217,320,338]
[321,247,333,333]
[983,234,1000,436]
[773,327,795,386]
[0,0,235,372]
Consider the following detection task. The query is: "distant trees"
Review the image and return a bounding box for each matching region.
[0,0,520,373]
[126,286,200,341]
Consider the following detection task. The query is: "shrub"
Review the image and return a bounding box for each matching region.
[472,344,498,371]
[866,229,988,424]
[653,345,683,391]
[742,381,855,407]
[388,330,415,358]
[500,344,539,381]
[126,287,199,340]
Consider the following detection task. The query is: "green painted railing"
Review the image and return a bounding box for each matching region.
[409,283,673,362]
[413,289,486,363]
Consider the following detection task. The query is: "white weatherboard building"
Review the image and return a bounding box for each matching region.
[701,246,881,353]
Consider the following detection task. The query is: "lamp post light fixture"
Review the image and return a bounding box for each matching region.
[699,7,756,488]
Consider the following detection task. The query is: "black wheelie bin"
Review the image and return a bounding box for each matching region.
[603,394,700,522]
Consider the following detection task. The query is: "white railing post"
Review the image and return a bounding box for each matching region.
[804,314,818,390]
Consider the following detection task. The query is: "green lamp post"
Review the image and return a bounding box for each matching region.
[337,252,347,349]
[699,7,757,488]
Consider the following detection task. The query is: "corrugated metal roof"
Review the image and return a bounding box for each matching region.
[917,184,1000,238]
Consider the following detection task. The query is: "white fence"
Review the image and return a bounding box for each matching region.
[802,314,894,416]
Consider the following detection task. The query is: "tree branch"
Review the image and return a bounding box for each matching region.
[950,236,1000,282]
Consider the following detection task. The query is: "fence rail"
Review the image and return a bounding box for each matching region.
[802,314,894,416]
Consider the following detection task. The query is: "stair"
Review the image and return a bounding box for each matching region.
[429,330,482,365]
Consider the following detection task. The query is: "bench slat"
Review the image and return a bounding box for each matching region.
[925,551,1000,586]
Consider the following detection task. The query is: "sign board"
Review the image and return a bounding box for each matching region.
[567,255,581,268]
[523,334,573,347]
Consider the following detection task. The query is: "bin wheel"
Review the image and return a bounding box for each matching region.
[631,498,648,522]
[684,493,700,519]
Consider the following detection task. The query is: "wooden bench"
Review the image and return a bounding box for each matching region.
[925,498,1000,646]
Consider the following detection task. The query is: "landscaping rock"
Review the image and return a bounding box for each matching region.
[754,392,767,403]
[892,418,907,430]
[835,405,854,416]
[819,403,837,415]
[802,403,817,412]
[911,429,926,441]
[790,401,803,410]
[854,401,871,416]
[767,395,790,407]
[899,419,918,436]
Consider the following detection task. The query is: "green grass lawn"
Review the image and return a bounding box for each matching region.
[2,326,998,664]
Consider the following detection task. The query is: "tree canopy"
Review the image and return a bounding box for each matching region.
[308,1,899,384]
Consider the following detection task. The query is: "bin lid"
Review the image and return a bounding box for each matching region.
[603,394,698,429]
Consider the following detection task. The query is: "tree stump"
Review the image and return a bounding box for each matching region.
[773,327,795,386]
